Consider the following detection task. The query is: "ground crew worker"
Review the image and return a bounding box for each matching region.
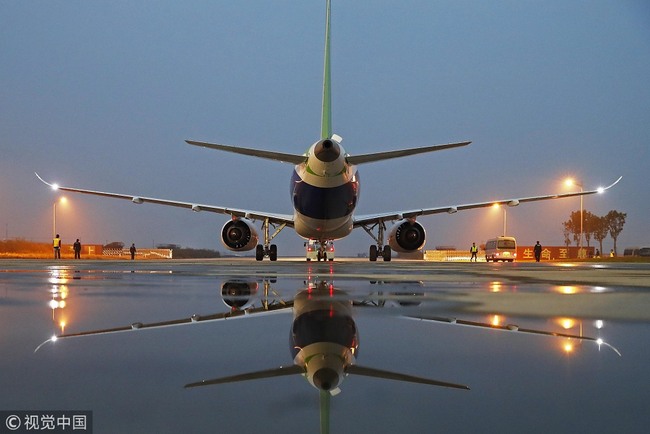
[470,242,478,262]
[73,239,81,259]
[53,234,61,259]
[534,241,542,262]
[130,243,137,260]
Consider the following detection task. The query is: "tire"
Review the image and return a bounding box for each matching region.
[269,244,277,261]
[369,245,378,262]
[255,245,264,261]
[382,245,392,262]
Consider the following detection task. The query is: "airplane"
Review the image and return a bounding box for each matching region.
[36,0,621,261]
[36,276,619,434]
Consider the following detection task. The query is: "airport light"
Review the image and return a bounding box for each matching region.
[492,203,507,236]
[52,196,67,238]
[564,178,584,258]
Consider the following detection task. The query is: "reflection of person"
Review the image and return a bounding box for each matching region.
[610,249,615,258]
[73,239,81,259]
[470,242,478,262]
[53,234,61,259]
[534,241,542,262]
[130,243,137,260]
[595,249,600,258]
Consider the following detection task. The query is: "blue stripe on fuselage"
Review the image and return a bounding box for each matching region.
[290,170,359,220]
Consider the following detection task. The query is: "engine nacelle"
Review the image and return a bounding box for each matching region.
[221,218,259,251]
[387,219,426,253]
[221,280,259,310]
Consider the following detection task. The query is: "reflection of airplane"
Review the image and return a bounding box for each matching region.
[37,278,616,434]
[35,0,621,262]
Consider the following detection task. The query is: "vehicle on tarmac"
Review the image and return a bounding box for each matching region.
[306,240,334,261]
[624,247,650,257]
[485,236,517,262]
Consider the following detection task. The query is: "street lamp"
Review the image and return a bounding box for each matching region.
[564,178,584,258]
[492,203,507,236]
[53,197,67,238]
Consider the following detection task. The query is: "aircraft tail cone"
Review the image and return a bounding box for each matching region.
[314,139,340,162]
[313,367,339,391]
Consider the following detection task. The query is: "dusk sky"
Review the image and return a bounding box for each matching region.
[2,1,649,256]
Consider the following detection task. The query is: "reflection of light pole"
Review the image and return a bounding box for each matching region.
[565,179,583,258]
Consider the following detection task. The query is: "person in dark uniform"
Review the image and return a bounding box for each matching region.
[73,239,81,259]
[534,241,542,262]
[130,243,137,260]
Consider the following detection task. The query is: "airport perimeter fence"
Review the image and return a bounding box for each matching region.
[103,248,173,259]
[424,250,480,262]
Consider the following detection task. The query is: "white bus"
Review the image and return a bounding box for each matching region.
[484,236,517,262]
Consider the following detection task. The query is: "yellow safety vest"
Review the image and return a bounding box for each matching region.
[53,238,61,248]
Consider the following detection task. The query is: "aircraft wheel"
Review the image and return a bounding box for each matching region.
[255,245,264,261]
[369,245,378,262]
[382,245,392,261]
[269,244,278,261]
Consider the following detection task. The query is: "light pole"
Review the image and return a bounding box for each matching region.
[53,197,67,238]
[492,203,507,236]
[565,179,584,258]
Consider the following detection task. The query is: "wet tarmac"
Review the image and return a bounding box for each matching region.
[1,259,649,433]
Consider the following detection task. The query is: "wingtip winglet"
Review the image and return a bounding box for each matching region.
[609,175,623,189]
[35,172,57,190]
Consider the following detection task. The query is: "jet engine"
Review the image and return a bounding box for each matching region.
[387,219,426,252]
[221,280,258,310]
[221,218,259,251]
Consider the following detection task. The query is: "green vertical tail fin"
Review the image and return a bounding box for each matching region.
[320,0,332,140]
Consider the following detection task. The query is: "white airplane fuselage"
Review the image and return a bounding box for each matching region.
[291,138,359,241]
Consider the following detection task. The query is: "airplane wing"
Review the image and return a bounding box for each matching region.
[353,176,622,227]
[185,140,307,164]
[400,314,620,356]
[346,141,471,165]
[35,301,294,352]
[35,173,294,227]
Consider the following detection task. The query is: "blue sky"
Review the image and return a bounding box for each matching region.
[2,1,649,256]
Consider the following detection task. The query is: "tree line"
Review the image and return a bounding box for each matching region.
[562,210,626,255]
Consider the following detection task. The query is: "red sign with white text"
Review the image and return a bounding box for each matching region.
[517,246,596,261]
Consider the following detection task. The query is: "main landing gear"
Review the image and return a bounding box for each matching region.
[361,220,392,262]
[255,217,286,261]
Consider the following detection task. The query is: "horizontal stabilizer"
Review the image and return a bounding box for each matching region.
[347,141,470,165]
[185,365,304,388]
[346,365,469,390]
[186,140,306,164]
